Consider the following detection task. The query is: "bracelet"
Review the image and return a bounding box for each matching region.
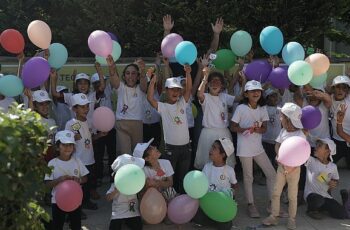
[202,79,208,84]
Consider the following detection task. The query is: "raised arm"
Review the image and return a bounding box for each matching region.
[107,55,120,90]
[192,55,208,97]
[206,17,223,55]
[147,75,158,109]
[197,57,210,103]
[183,65,192,103]
[163,14,174,37]
[94,62,106,94]
[23,89,33,110]
[135,58,148,93]
[50,69,64,100]
[311,89,332,108]
[228,58,244,94]
[336,104,350,142]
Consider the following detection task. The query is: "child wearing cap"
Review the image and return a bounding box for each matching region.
[44,130,89,230]
[231,80,276,218]
[106,154,144,230]
[304,138,349,219]
[53,85,74,131]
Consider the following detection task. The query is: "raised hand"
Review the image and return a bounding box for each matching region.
[135,58,146,73]
[199,54,210,68]
[163,14,174,32]
[211,17,224,34]
[337,104,347,124]
[106,55,115,67]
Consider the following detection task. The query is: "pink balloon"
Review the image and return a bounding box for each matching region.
[55,180,83,212]
[277,136,311,167]
[88,30,113,57]
[305,53,330,76]
[93,106,115,132]
[167,194,199,224]
[161,33,183,58]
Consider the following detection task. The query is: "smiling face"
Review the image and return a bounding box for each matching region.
[76,79,90,94]
[144,146,161,162]
[73,104,89,119]
[333,84,349,101]
[208,77,223,95]
[245,89,262,104]
[58,143,74,158]
[314,141,330,162]
[209,142,226,164]
[123,65,139,87]
[166,87,182,104]
[34,101,50,118]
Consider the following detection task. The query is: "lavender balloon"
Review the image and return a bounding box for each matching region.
[167,195,199,224]
[268,66,291,89]
[301,105,322,129]
[161,33,183,58]
[88,30,113,57]
[244,60,272,83]
[21,57,50,88]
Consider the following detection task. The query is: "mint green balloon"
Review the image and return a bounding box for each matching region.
[183,170,209,199]
[0,75,24,97]
[48,43,68,69]
[96,41,122,65]
[288,60,313,86]
[212,49,236,70]
[230,30,252,57]
[114,164,145,195]
[309,72,327,88]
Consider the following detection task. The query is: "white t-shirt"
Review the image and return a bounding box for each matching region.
[275,128,306,144]
[262,106,281,144]
[65,119,95,165]
[94,83,113,110]
[330,95,350,141]
[304,157,339,200]
[308,103,330,147]
[143,159,174,180]
[201,93,235,128]
[186,97,194,128]
[44,157,89,203]
[231,104,269,157]
[142,90,160,124]
[279,89,294,106]
[64,92,96,122]
[54,102,74,131]
[0,97,15,113]
[115,82,145,121]
[202,162,237,192]
[158,97,189,145]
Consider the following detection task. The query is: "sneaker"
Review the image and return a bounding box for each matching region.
[82,201,98,210]
[248,204,260,218]
[262,215,278,226]
[266,204,289,218]
[306,210,323,220]
[340,189,349,206]
[90,190,101,200]
[287,218,296,230]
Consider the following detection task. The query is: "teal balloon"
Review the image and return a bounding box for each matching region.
[212,49,236,70]
[183,170,209,199]
[96,41,122,65]
[114,164,145,195]
[175,41,197,65]
[288,60,313,86]
[48,43,68,69]
[0,75,24,97]
[309,72,328,88]
[199,192,237,222]
[282,42,305,65]
[230,30,252,57]
[260,26,284,55]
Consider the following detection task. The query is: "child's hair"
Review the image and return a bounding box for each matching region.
[240,91,266,106]
[72,79,90,94]
[208,71,225,87]
[54,140,62,157]
[142,146,152,167]
[122,63,140,83]
[214,140,227,161]
[315,139,332,161]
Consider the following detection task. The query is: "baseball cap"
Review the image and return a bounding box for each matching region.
[165,77,183,89]
[281,102,303,129]
[132,138,154,158]
[71,93,91,107]
[244,80,263,91]
[318,138,336,161]
[56,85,68,93]
[32,90,52,102]
[217,137,235,157]
[75,73,90,82]
[331,75,350,87]
[312,85,325,92]
[264,88,278,98]
[111,154,145,175]
[55,130,75,144]
[91,73,106,83]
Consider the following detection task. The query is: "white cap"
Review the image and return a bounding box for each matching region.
[132,138,154,158]
[91,73,106,83]
[312,85,325,92]
[55,130,75,144]
[244,80,263,91]
[56,85,68,93]
[281,102,303,129]
[264,88,278,98]
[165,77,183,89]
[75,73,90,82]
[71,93,91,106]
[217,137,234,157]
[111,154,145,175]
[318,138,336,161]
[32,90,52,102]
[331,75,350,87]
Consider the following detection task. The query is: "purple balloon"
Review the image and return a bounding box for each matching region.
[268,66,291,89]
[21,57,50,89]
[244,60,272,83]
[301,105,322,129]
[107,32,118,42]
[161,33,183,58]
[167,194,199,224]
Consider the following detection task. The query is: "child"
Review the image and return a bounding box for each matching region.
[44,130,89,230]
[53,85,73,131]
[106,154,145,230]
[304,138,349,219]
[263,102,306,230]
[231,80,276,218]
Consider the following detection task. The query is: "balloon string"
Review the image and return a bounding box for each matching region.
[17,59,22,78]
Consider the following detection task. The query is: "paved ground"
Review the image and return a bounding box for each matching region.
[55,169,350,230]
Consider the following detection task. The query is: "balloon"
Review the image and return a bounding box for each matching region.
[161,33,184,58]
[305,53,330,76]
[55,180,83,212]
[244,60,272,83]
[301,105,322,130]
[107,31,118,41]
[268,66,291,89]
[21,57,50,89]
[0,29,25,54]
[95,41,122,65]
[192,103,198,119]
[259,26,284,55]
[175,41,197,65]
[88,30,113,57]
[277,136,311,167]
[288,60,313,86]
[114,164,145,195]
[230,30,252,57]
[199,192,237,222]
[0,75,24,97]
[212,49,236,70]
[184,170,209,199]
[309,73,328,88]
[282,42,305,65]
[27,20,52,49]
[92,106,115,132]
[167,194,199,224]
[140,188,167,224]
[48,43,68,69]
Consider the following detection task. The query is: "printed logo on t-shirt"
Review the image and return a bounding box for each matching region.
[145,109,151,120]
[209,184,217,191]
[220,112,225,121]
[74,169,78,175]
[40,92,45,96]
[174,116,182,125]
[220,174,226,180]
[84,138,91,149]
[129,200,136,212]
[121,104,128,114]
[180,109,184,114]
[81,95,86,99]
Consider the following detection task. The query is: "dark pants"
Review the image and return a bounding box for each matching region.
[109,216,143,230]
[83,164,96,203]
[93,128,117,179]
[262,142,277,169]
[332,139,350,168]
[52,204,81,230]
[192,208,232,230]
[162,143,191,194]
[306,193,348,219]
[189,127,196,170]
[143,122,161,148]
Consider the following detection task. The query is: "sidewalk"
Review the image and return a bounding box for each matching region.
[62,169,350,230]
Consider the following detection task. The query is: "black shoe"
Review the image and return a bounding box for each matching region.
[82,201,98,210]
[340,189,349,206]
[81,210,87,220]
[306,210,323,220]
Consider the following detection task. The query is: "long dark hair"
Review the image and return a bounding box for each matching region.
[122,63,140,85]
[72,79,90,94]
[208,71,225,86]
[214,140,227,161]
[143,146,152,167]
[240,90,266,106]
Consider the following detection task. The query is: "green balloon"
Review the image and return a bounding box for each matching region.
[287,60,313,86]
[183,170,209,199]
[114,164,145,195]
[199,191,237,222]
[230,30,252,57]
[96,41,122,65]
[212,49,236,70]
[309,72,327,88]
